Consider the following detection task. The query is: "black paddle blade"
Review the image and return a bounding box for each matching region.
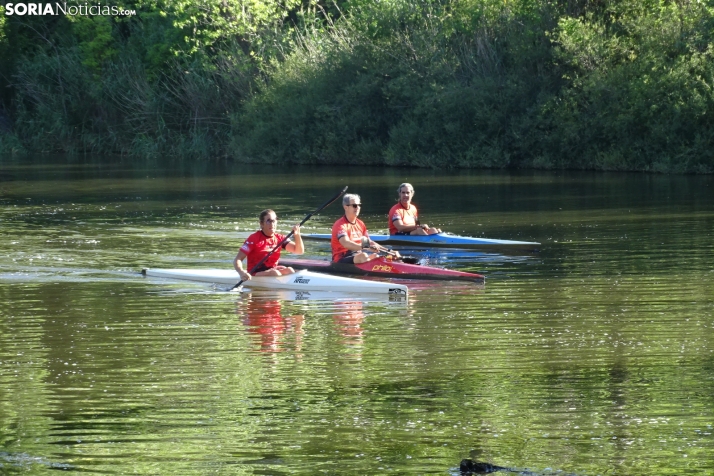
[399,256,420,265]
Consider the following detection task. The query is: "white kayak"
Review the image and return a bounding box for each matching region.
[142,268,408,296]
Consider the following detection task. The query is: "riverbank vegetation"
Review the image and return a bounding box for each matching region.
[1,0,713,172]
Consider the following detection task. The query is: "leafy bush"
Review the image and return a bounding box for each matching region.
[2,0,713,172]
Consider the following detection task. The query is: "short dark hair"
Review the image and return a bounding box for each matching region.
[259,209,276,223]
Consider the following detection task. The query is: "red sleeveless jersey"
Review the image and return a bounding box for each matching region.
[240,230,290,270]
[331,216,368,261]
[388,203,418,235]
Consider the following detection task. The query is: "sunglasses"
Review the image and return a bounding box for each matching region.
[347,204,361,209]
[265,218,278,223]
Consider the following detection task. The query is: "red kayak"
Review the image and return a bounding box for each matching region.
[280,257,484,283]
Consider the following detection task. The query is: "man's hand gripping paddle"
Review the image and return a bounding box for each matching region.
[360,237,420,264]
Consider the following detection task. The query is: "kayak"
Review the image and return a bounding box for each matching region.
[280,257,485,283]
[302,232,540,250]
[142,268,408,296]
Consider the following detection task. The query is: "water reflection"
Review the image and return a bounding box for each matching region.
[332,301,365,354]
[240,288,408,304]
[0,452,73,471]
[239,297,304,354]
[235,292,413,366]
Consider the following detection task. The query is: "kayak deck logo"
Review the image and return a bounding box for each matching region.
[3,3,137,16]
[371,264,393,272]
[293,277,311,284]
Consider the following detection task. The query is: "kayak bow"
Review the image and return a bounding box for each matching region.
[279,257,484,283]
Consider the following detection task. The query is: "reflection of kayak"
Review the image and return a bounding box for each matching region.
[302,232,540,251]
[245,289,407,303]
[280,257,484,283]
[142,268,408,296]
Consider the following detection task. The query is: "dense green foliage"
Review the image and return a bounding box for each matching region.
[1,0,713,172]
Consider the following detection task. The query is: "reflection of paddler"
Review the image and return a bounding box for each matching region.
[242,299,304,353]
[333,301,365,348]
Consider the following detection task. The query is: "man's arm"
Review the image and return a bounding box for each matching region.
[233,250,251,280]
[339,235,364,251]
[285,225,304,254]
[393,217,426,233]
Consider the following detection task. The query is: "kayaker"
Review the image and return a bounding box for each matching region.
[233,209,304,281]
[388,183,442,235]
[331,193,398,264]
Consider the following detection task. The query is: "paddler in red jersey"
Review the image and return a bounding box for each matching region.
[233,209,304,281]
[388,182,442,236]
[331,193,399,264]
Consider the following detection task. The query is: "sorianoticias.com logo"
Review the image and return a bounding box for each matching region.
[3,3,137,16]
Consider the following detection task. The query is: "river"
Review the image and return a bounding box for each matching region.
[1,156,713,474]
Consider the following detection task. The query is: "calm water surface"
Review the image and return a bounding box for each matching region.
[1,157,713,475]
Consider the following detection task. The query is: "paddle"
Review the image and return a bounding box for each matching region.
[380,251,420,265]
[360,239,420,265]
[230,186,348,291]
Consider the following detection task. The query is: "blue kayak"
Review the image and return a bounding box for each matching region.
[302,232,540,251]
